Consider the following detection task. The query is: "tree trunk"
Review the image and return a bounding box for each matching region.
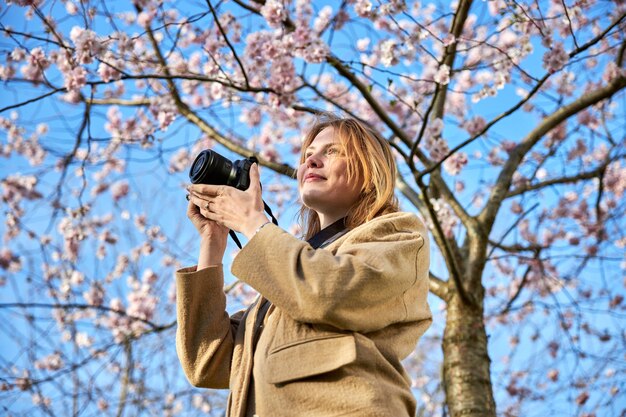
[443,293,496,417]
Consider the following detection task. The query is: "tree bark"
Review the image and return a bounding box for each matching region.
[442,293,496,417]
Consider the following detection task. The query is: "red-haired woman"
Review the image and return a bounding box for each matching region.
[179,116,432,417]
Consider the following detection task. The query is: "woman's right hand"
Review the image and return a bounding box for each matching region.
[186,198,229,268]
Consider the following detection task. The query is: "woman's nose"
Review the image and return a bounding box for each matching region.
[306,154,322,168]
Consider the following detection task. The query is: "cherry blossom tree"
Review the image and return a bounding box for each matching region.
[1,0,625,416]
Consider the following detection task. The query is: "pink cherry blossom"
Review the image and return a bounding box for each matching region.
[576,109,599,130]
[463,116,487,136]
[354,0,373,17]
[379,39,399,67]
[97,399,109,411]
[65,1,78,15]
[0,64,16,80]
[269,57,297,96]
[555,71,576,96]
[487,0,507,16]
[75,332,93,348]
[357,38,370,51]
[31,393,51,407]
[2,175,43,202]
[443,152,468,176]
[542,42,569,73]
[0,248,21,271]
[603,61,626,83]
[604,162,625,198]
[34,352,64,371]
[10,48,26,61]
[83,282,105,306]
[240,107,263,127]
[98,52,124,82]
[110,180,130,201]
[545,122,566,147]
[169,148,191,173]
[313,6,333,32]
[6,0,43,8]
[429,198,458,238]
[20,47,50,84]
[137,9,157,28]
[260,0,286,29]
[575,391,590,406]
[567,139,587,161]
[69,26,104,64]
[301,39,329,63]
[63,66,87,92]
[141,269,157,285]
[90,183,109,198]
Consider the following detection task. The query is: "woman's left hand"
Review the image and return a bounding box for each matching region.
[187,163,270,240]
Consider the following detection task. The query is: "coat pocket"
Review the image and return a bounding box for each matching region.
[264,334,356,384]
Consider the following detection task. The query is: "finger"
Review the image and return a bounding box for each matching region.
[187,184,224,197]
[201,206,223,224]
[186,200,200,219]
[247,163,261,196]
[189,195,210,212]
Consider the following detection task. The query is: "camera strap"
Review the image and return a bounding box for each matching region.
[230,214,347,250]
[307,217,348,249]
[229,197,279,250]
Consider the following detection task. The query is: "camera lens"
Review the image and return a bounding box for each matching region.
[190,153,206,177]
[189,150,235,185]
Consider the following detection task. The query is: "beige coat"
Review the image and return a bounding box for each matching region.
[176,212,432,417]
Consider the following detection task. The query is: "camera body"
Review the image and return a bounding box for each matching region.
[189,149,254,191]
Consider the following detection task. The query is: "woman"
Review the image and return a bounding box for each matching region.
[177,116,432,417]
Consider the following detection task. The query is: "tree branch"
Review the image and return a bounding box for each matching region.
[413,13,625,184]
[325,55,420,151]
[87,98,151,106]
[116,341,132,417]
[429,272,449,300]
[206,0,250,88]
[479,73,626,232]
[0,88,65,113]
[231,0,261,13]
[506,156,623,198]
[496,263,534,316]
[142,10,296,178]
[416,0,477,308]
[0,303,170,331]
[415,176,477,308]
[407,0,473,170]
[488,240,546,254]
[430,0,474,121]
[486,202,541,258]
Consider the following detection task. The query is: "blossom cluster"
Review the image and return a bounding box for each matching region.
[104,271,159,342]
[105,106,156,145]
[429,198,458,238]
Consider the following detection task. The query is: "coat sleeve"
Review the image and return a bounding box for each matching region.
[231,212,431,333]
[175,265,243,389]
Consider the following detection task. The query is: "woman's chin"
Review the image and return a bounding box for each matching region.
[299,191,324,207]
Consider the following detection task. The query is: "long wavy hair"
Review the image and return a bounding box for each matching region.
[298,115,399,240]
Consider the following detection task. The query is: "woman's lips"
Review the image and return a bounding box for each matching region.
[304,174,325,182]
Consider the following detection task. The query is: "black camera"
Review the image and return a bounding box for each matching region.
[189,149,255,190]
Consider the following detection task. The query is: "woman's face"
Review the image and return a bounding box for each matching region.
[297,127,363,220]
